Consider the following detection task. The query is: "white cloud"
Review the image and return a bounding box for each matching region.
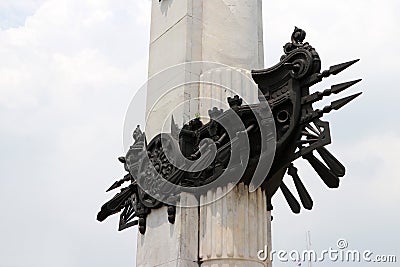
[0,0,46,29]
[0,1,151,266]
[272,132,400,266]
[0,0,151,110]
[340,133,400,203]
[262,2,400,265]
[0,0,399,266]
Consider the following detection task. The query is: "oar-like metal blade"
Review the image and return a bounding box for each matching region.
[317,147,346,177]
[288,164,313,210]
[280,181,301,214]
[97,186,134,222]
[303,152,340,188]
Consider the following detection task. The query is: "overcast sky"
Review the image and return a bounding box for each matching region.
[0,0,399,267]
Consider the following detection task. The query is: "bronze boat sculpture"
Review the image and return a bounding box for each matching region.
[97,28,362,234]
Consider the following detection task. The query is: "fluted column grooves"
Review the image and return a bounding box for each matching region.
[198,67,259,122]
[199,183,271,267]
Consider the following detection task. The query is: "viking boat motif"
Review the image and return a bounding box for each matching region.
[97,28,362,234]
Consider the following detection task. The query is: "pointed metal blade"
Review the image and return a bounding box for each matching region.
[304,60,360,87]
[317,147,346,177]
[106,174,131,192]
[330,92,362,111]
[280,181,301,214]
[106,180,122,192]
[303,152,340,188]
[301,92,362,123]
[331,79,362,94]
[328,59,360,75]
[302,79,362,105]
[288,164,313,210]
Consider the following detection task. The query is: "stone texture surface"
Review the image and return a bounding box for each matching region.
[199,184,271,267]
[145,0,264,139]
[145,0,203,140]
[136,193,199,267]
[198,67,259,122]
[201,0,264,69]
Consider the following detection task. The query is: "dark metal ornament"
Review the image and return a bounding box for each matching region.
[97,27,362,234]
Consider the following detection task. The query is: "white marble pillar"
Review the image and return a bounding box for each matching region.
[145,0,203,139]
[201,0,264,69]
[136,193,199,267]
[199,184,271,267]
[138,1,272,266]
